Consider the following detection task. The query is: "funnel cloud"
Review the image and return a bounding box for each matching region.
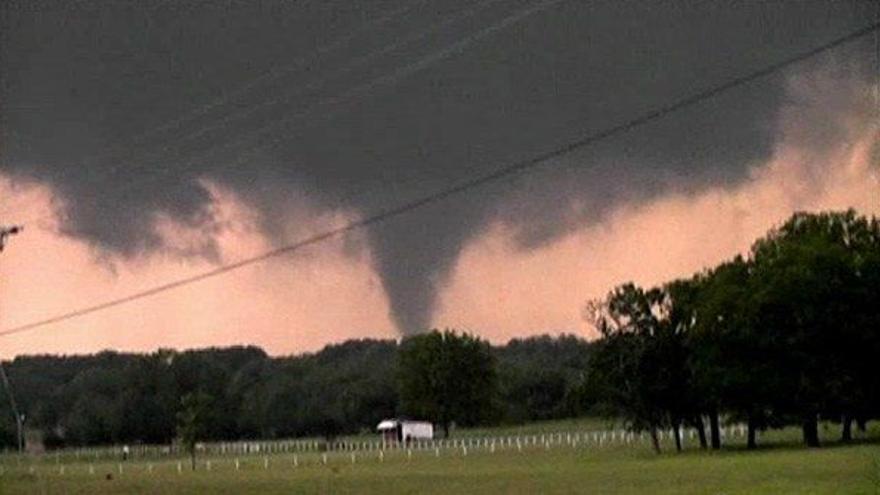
[1,0,876,335]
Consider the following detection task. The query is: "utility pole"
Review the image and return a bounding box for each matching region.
[0,225,25,453]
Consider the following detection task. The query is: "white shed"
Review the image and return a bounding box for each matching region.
[376,419,433,443]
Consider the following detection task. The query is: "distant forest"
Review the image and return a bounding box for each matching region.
[0,334,591,449]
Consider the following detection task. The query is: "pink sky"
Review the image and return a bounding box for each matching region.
[0,71,877,357]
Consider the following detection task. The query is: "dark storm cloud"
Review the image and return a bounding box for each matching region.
[0,0,875,333]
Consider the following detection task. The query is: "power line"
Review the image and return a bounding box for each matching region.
[90,0,522,187]
[0,0,426,220]
[9,0,568,228]
[3,0,545,227]
[0,21,876,339]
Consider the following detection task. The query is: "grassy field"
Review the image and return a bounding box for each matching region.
[1,421,878,494]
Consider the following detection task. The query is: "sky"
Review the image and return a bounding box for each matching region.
[0,0,877,357]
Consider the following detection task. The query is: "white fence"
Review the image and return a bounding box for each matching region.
[5,424,749,464]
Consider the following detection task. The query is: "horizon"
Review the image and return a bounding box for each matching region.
[0,329,589,360]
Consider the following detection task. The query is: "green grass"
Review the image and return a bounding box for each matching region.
[1,421,878,494]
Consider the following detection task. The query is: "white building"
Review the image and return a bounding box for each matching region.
[376,419,433,443]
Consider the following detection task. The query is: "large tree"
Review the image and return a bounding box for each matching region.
[750,209,880,447]
[688,257,781,449]
[397,330,498,437]
[585,283,681,453]
[658,277,708,451]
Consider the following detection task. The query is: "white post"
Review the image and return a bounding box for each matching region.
[118,463,123,475]
[89,465,95,475]
[351,452,356,464]
[435,447,440,457]
[322,453,327,466]
[177,461,182,474]
[235,458,240,471]
[206,460,211,471]
[379,450,384,462]
[264,457,269,470]
[407,449,412,461]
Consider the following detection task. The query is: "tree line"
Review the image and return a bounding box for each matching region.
[0,334,590,449]
[584,209,879,451]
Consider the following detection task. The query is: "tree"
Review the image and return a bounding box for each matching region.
[750,210,880,447]
[655,278,706,452]
[397,330,498,437]
[496,335,592,422]
[689,257,781,450]
[176,392,212,471]
[585,283,680,453]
